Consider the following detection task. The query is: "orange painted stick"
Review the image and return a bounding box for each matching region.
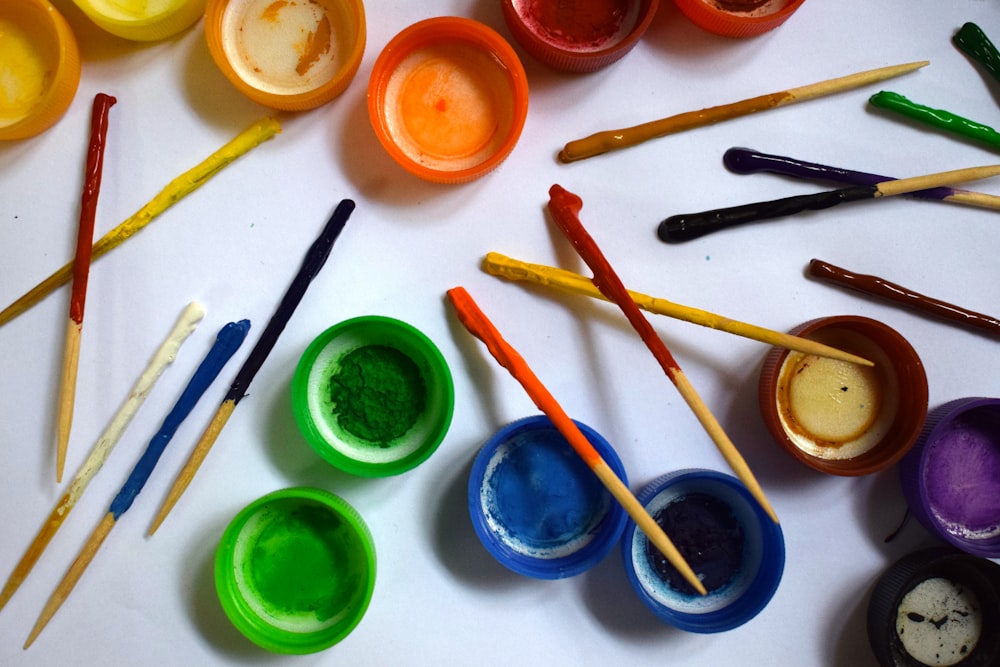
[446,286,706,595]
[546,184,778,524]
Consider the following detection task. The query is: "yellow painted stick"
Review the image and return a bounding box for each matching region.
[0,117,281,329]
[482,252,873,367]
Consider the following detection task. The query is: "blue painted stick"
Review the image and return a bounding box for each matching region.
[148,199,356,536]
[23,320,250,649]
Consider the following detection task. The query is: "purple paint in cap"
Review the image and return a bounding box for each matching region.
[899,397,1000,557]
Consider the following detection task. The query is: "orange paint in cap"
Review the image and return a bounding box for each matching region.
[368,17,529,184]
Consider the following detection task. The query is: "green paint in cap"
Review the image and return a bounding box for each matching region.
[215,487,376,654]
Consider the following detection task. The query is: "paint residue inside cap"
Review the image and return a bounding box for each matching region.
[509,0,640,52]
[222,0,352,95]
[382,41,516,172]
[0,17,55,127]
[776,329,899,461]
[231,498,370,633]
[895,576,983,667]
[924,409,1000,541]
[480,427,612,559]
[630,480,761,613]
[709,0,788,16]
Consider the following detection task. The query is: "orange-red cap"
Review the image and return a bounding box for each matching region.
[0,0,80,141]
[368,17,529,184]
[205,0,366,111]
[673,0,805,38]
[501,0,659,73]
[758,315,928,476]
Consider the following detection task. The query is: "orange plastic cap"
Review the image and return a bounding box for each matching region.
[673,0,805,38]
[368,17,529,184]
[205,0,366,111]
[0,0,80,141]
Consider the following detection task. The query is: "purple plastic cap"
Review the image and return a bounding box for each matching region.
[899,397,1000,557]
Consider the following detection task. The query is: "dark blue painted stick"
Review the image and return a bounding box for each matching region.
[148,199,356,536]
[24,319,250,649]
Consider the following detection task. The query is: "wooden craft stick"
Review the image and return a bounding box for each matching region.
[146,200,355,536]
[723,147,1000,211]
[0,117,281,329]
[446,286,706,595]
[482,252,873,367]
[808,259,1000,337]
[869,91,1000,150]
[559,61,928,162]
[55,93,116,483]
[0,302,204,614]
[954,22,1000,87]
[659,163,1000,243]
[548,185,778,524]
[23,320,248,649]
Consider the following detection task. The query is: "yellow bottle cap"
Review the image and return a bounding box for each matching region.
[72,0,206,42]
[0,0,80,141]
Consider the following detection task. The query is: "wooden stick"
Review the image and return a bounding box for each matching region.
[808,259,1000,338]
[723,146,1000,211]
[547,185,778,524]
[559,61,928,162]
[0,302,204,614]
[446,286,706,595]
[0,117,281,329]
[482,252,874,367]
[147,200,355,536]
[21,320,247,649]
[55,93,117,483]
[659,163,1000,242]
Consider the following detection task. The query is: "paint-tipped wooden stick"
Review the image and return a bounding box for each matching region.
[0,117,280,330]
[147,200,355,536]
[0,302,204,614]
[22,319,248,649]
[723,147,1000,211]
[483,252,873,367]
[446,286,706,595]
[659,163,1000,242]
[548,185,778,524]
[55,93,117,483]
[808,259,1000,338]
[559,61,928,162]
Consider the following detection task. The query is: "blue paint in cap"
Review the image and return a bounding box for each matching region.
[621,468,785,633]
[468,415,629,579]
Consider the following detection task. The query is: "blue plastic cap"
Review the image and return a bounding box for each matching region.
[467,415,629,579]
[621,468,785,633]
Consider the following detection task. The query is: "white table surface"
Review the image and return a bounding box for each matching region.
[3,0,1000,664]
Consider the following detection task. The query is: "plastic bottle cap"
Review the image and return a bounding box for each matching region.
[500,0,659,73]
[205,0,366,111]
[867,547,1000,667]
[367,16,529,184]
[620,468,785,633]
[72,0,207,41]
[758,315,928,476]
[292,315,454,477]
[467,415,629,579]
[899,397,1000,558]
[0,0,80,141]
[672,0,806,38]
[215,487,376,654]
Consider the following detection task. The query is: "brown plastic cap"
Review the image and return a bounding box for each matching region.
[758,315,928,476]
